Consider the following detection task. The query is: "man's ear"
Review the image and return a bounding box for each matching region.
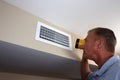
[95,39,104,49]
[96,40,101,48]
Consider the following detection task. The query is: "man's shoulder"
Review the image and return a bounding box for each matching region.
[87,56,120,80]
[111,58,120,69]
[112,56,120,66]
[108,56,120,74]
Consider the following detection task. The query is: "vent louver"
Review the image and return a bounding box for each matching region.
[35,22,72,50]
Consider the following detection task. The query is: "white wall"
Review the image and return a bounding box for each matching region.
[0,0,83,60]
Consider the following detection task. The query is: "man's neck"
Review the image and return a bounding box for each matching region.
[95,52,114,69]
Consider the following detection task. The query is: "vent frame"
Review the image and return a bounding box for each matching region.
[35,21,72,50]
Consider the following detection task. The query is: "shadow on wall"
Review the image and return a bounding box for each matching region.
[0,40,97,80]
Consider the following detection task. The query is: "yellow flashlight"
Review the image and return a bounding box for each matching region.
[75,39,85,49]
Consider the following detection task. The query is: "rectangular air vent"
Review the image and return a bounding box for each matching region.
[35,22,72,50]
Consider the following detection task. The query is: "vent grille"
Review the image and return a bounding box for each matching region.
[35,22,72,50]
[40,26,69,47]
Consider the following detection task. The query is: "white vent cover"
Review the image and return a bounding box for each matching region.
[35,22,72,50]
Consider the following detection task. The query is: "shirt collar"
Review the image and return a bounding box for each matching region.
[93,55,119,76]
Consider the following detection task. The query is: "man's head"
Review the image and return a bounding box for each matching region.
[89,27,116,52]
[83,27,116,60]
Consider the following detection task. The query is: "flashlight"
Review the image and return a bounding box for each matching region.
[75,39,85,49]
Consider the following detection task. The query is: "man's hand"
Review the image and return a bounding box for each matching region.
[81,51,91,80]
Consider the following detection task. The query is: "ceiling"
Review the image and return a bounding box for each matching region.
[3,0,120,54]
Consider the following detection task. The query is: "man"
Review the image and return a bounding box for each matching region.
[81,27,120,80]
